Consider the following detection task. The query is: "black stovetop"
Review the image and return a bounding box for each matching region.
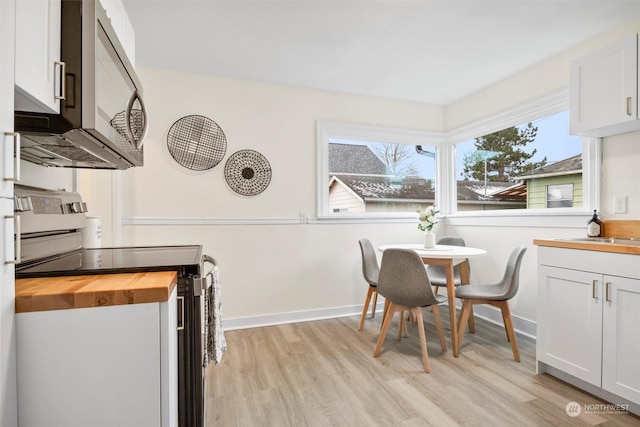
[15,245,203,278]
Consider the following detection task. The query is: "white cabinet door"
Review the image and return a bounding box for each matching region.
[14,0,62,114]
[160,287,178,427]
[0,0,16,199]
[537,265,603,386]
[17,303,162,427]
[570,33,638,137]
[602,275,640,405]
[0,199,17,427]
[0,0,18,425]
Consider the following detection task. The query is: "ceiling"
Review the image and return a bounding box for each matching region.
[122,0,640,106]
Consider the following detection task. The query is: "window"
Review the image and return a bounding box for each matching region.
[453,110,583,212]
[317,93,600,223]
[547,184,574,208]
[317,121,444,218]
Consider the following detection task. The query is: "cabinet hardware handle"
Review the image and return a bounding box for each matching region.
[54,61,66,101]
[626,97,632,116]
[177,296,185,331]
[3,132,20,182]
[605,282,611,302]
[592,279,597,299]
[4,215,20,265]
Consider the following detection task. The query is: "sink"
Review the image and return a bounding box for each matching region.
[555,237,640,246]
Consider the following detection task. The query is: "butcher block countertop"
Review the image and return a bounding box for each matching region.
[15,271,178,313]
[535,220,640,255]
[533,238,640,255]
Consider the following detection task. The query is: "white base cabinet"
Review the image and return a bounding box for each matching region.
[1,0,18,425]
[16,288,177,427]
[537,247,640,413]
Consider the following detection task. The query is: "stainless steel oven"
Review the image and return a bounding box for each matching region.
[14,184,211,427]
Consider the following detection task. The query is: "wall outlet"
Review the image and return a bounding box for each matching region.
[614,195,627,214]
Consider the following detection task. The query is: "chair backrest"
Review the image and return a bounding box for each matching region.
[378,248,440,307]
[437,236,466,247]
[429,236,468,279]
[497,246,527,300]
[358,238,379,286]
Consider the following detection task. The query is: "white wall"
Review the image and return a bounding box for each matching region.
[601,132,640,218]
[113,68,444,327]
[81,18,640,333]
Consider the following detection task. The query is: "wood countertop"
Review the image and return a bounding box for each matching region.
[533,238,640,255]
[15,271,178,313]
[534,220,640,255]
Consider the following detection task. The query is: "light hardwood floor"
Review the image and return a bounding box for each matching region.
[207,311,640,426]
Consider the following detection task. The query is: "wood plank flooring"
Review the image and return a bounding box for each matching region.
[206,310,640,426]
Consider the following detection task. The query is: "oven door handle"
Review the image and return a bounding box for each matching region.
[194,254,217,296]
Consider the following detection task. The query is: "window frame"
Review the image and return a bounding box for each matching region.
[546,183,574,208]
[316,90,601,226]
[316,120,446,220]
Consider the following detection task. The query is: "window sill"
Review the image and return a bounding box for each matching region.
[315,209,591,228]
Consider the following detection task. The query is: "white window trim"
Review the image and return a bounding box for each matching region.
[316,89,601,228]
[546,183,575,208]
[316,120,446,220]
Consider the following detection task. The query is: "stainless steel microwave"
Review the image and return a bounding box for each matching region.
[14,0,147,170]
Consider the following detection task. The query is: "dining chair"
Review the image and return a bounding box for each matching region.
[428,236,467,292]
[357,238,381,331]
[455,246,527,362]
[373,248,447,373]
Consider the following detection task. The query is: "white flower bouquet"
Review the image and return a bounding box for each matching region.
[417,206,440,232]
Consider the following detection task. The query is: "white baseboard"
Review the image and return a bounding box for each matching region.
[223,301,537,341]
[222,303,376,331]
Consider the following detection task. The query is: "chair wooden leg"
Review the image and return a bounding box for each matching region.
[358,286,375,331]
[468,306,476,333]
[430,304,447,352]
[380,299,390,332]
[457,302,476,334]
[456,299,473,352]
[374,304,397,357]
[413,307,430,373]
[398,311,406,340]
[371,290,378,318]
[500,306,511,342]
[498,301,520,362]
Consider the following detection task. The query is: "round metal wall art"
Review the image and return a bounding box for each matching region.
[166,115,227,171]
[224,149,272,196]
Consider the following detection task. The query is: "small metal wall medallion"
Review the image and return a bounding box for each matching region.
[224,149,272,196]
[166,115,227,171]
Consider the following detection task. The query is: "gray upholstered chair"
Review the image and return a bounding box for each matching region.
[373,248,447,373]
[455,246,527,362]
[357,238,380,331]
[427,236,467,292]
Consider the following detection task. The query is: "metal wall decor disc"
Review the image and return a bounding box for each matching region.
[167,115,227,171]
[224,150,272,196]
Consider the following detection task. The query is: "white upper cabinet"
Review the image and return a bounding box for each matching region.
[570,34,639,137]
[14,0,62,114]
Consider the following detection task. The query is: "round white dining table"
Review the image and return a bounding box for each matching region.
[378,243,487,357]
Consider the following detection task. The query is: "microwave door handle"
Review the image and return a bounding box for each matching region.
[125,90,148,150]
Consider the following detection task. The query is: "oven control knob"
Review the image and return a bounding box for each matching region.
[14,196,33,212]
[69,202,85,213]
